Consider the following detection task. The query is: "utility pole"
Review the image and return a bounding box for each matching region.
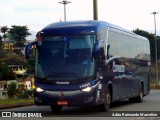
[58,0,71,21]
[151,12,159,83]
[93,0,98,20]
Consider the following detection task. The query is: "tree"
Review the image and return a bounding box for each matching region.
[26,56,35,74]
[156,36,160,60]
[0,26,9,40]
[4,53,25,65]
[0,35,2,49]
[133,28,155,62]
[7,82,17,98]
[0,35,2,41]
[0,60,9,80]
[0,50,8,62]
[8,25,31,42]
[15,41,25,47]
[0,50,25,72]
[0,60,16,80]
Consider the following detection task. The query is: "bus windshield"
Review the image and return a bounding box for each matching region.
[35,35,95,81]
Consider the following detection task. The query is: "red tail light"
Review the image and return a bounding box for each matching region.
[38,36,43,42]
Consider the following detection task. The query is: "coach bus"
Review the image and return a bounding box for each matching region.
[25,21,151,112]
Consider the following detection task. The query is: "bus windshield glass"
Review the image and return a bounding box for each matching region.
[35,35,95,81]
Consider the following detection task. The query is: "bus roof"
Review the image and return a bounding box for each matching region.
[40,20,148,41]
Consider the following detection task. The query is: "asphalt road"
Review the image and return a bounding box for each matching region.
[0,90,160,119]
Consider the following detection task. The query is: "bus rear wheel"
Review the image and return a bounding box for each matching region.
[129,85,143,103]
[99,89,111,112]
[51,105,62,113]
[135,85,143,103]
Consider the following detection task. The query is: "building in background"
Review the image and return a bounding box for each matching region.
[8,65,27,76]
[2,40,14,52]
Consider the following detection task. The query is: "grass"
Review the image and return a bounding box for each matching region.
[0,98,34,106]
[150,83,160,89]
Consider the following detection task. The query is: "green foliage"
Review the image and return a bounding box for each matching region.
[0,60,16,80]
[18,84,25,90]
[0,49,8,59]
[0,24,32,81]
[0,35,2,41]
[0,26,9,40]
[0,26,8,34]
[7,82,17,98]
[15,89,34,99]
[156,36,160,60]
[15,41,25,47]
[0,50,24,80]
[150,83,160,89]
[26,56,35,74]
[1,52,25,66]
[6,71,16,80]
[0,60,9,80]
[6,82,34,99]
[0,98,34,105]
[0,38,2,49]
[8,25,31,42]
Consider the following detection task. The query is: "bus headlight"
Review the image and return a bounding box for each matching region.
[36,87,44,92]
[81,81,101,92]
[82,87,92,92]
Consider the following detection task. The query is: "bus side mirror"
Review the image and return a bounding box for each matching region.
[107,44,110,59]
[25,41,37,59]
[92,40,104,59]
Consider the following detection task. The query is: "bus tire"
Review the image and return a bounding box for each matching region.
[129,85,143,103]
[135,85,143,103]
[51,105,62,113]
[99,89,111,112]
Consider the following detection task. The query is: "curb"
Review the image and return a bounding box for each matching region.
[0,103,34,110]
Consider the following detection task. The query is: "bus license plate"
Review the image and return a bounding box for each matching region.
[57,101,68,105]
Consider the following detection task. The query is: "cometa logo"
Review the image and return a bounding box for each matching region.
[113,61,125,73]
[56,81,70,84]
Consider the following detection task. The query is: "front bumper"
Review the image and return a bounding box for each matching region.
[34,89,98,106]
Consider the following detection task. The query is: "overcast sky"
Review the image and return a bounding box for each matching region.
[0,0,160,34]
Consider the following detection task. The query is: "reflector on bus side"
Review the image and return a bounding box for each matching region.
[38,36,43,42]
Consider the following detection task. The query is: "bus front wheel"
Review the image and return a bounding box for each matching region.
[51,105,62,113]
[99,89,111,112]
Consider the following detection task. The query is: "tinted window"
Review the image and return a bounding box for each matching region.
[35,35,96,80]
[108,30,150,60]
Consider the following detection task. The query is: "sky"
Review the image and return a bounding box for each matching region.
[0,0,160,38]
